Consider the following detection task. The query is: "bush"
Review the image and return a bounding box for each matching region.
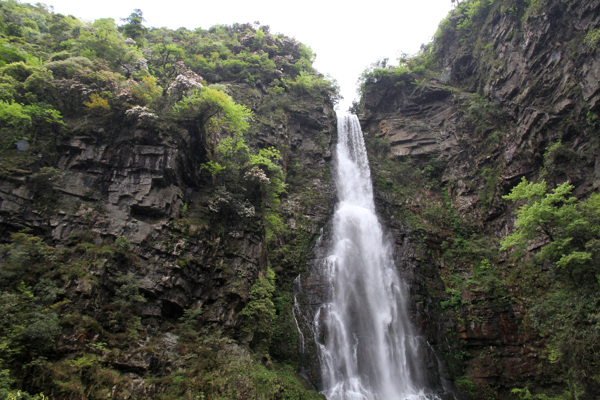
[43,56,94,78]
[240,268,276,350]
[585,28,600,50]
[172,86,252,135]
[501,181,600,396]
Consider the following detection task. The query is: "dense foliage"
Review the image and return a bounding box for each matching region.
[501,181,600,399]
[0,0,338,398]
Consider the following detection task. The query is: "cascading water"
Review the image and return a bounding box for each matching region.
[312,114,440,400]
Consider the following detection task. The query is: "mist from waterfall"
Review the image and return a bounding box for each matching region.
[313,114,439,400]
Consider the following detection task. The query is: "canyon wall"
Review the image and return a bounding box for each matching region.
[358,0,600,398]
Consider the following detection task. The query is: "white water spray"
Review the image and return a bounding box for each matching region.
[314,115,438,400]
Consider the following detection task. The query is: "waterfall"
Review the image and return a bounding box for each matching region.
[312,114,440,400]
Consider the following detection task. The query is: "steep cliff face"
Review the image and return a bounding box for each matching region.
[358,0,600,398]
[362,0,600,222]
[0,85,336,397]
[0,6,337,397]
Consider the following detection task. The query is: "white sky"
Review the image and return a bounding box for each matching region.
[36,0,453,111]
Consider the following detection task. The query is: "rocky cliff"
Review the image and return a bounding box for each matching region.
[0,6,337,398]
[0,87,336,399]
[358,0,600,398]
[2,0,600,398]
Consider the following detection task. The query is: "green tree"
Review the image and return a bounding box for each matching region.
[501,178,598,286]
[0,233,61,395]
[72,18,129,67]
[0,41,27,66]
[172,86,252,154]
[120,9,146,42]
[0,100,64,151]
[149,43,185,88]
[248,147,286,208]
[502,180,600,398]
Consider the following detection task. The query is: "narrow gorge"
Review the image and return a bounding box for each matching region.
[1,0,600,399]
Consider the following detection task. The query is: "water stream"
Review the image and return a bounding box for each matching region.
[312,114,440,400]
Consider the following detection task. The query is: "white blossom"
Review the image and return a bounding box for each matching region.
[244,166,270,184]
[237,201,255,218]
[125,105,158,123]
[135,58,148,71]
[168,69,203,97]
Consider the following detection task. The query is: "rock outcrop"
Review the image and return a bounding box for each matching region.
[0,83,336,397]
[358,0,600,398]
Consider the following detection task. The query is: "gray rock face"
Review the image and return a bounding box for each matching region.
[362,84,461,159]
[0,88,337,382]
[362,0,600,221]
[55,136,184,242]
[357,0,600,397]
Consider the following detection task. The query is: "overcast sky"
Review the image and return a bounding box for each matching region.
[37,0,453,111]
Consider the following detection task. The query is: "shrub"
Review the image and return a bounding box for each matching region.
[83,92,110,110]
[240,268,276,350]
[43,56,94,78]
[172,86,252,135]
